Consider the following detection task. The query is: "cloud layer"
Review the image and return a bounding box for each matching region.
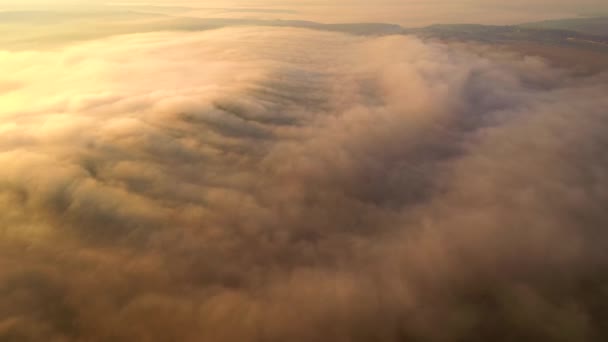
[1,27,608,341]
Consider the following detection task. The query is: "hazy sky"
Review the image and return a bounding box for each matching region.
[2,0,608,26]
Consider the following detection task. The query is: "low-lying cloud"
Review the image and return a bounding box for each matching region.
[1,27,608,341]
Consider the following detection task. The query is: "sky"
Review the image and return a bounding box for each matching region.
[1,0,608,26]
[1,1,608,342]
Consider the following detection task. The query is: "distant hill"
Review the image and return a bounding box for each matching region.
[518,17,608,36]
[1,10,606,55]
[403,22,608,73]
[0,10,404,49]
[405,23,608,52]
[164,17,404,35]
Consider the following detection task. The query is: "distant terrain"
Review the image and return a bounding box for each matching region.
[1,11,606,45]
[404,19,608,73]
[406,23,608,49]
[519,17,608,36]
[1,11,607,72]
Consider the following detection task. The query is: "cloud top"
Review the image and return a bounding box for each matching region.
[1,27,608,341]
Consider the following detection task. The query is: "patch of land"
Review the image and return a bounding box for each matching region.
[1,10,607,74]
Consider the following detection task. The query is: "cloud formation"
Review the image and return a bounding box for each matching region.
[1,27,608,341]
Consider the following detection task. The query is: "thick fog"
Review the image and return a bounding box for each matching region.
[1,27,608,341]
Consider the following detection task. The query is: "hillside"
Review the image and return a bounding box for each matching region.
[519,17,608,36]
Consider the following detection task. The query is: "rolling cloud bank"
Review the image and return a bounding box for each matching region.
[1,27,608,341]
